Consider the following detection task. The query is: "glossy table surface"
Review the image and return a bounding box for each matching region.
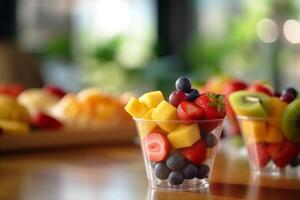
[0,143,300,200]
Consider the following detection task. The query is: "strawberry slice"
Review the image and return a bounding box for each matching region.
[44,85,67,98]
[143,132,171,162]
[32,112,63,130]
[267,141,297,168]
[177,101,204,121]
[195,93,226,132]
[181,139,207,165]
[247,143,270,168]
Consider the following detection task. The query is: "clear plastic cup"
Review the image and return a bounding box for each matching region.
[237,116,300,176]
[134,118,224,191]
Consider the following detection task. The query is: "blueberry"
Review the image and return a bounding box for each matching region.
[175,76,192,93]
[168,171,184,185]
[187,89,200,101]
[286,87,298,97]
[289,156,300,168]
[182,163,198,179]
[166,153,186,171]
[204,134,217,148]
[154,162,171,180]
[197,164,210,179]
[280,91,296,103]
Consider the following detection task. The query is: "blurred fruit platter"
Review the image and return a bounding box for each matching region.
[0,84,136,152]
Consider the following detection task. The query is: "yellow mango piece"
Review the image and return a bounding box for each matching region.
[268,97,287,127]
[240,121,267,144]
[265,125,284,143]
[152,100,178,132]
[136,108,156,138]
[167,124,200,149]
[139,91,164,108]
[124,97,148,118]
[0,119,30,135]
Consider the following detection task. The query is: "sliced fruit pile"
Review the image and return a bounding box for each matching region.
[125,76,226,185]
[229,87,300,169]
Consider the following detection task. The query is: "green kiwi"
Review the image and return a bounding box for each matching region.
[281,99,300,142]
[228,91,270,117]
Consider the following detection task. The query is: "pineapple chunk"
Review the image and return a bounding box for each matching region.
[139,91,164,108]
[136,108,156,138]
[124,97,148,118]
[268,97,287,127]
[240,121,267,144]
[167,124,200,149]
[265,125,284,143]
[152,100,178,132]
[0,119,30,135]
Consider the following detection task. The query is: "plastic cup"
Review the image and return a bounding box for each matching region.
[237,116,300,176]
[134,118,224,191]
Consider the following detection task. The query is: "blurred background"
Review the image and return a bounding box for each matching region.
[1,0,300,95]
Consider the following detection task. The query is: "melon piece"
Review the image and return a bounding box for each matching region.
[139,91,164,108]
[240,120,267,144]
[167,124,200,149]
[136,108,156,138]
[124,97,148,118]
[152,100,178,132]
[268,97,287,127]
[265,125,284,143]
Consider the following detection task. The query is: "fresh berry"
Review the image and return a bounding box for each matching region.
[181,139,207,165]
[274,91,281,97]
[166,153,186,171]
[169,90,187,107]
[175,76,192,93]
[247,143,270,168]
[0,84,24,97]
[195,93,226,132]
[44,85,67,98]
[187,89,200,101]
[154,162,171,180]
[31,112,63,130]
[143,132,171,162]
[197,164,210,179]
[224,80,248,96]
[177,101,204,121]
[182,163,198,179]
[204,134,217,148]
[286,87,298,97]
[289,156,300,168]
[267,141,297,168]
[168,171,184,185]
[248,83,273,96]
[280,89,296,103]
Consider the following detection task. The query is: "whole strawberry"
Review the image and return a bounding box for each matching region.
[195,93,226,132]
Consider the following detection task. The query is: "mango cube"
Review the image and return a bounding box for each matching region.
[240,121,267,144]
[124,97,148,118]
[268,97,287,127]
[152,100,178,132]
[167,124,200,149]
[265,125,284,143]
[136,108,156,138]
[139,91,164,108]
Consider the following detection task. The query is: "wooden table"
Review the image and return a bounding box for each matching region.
[0,144,299,200]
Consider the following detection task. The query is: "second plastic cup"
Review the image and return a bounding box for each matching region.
[135,118,224,191]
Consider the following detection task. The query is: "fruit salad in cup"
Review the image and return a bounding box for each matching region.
[125,77,226,190]
[229,87,300,175]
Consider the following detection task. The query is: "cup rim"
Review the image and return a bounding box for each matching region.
[133,118,225,123]
[236,115,300,121]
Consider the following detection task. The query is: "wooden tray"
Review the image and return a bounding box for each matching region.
[0,126,137,152]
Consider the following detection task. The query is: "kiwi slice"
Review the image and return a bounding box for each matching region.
[281,99,300,142]
[228,91,270,117]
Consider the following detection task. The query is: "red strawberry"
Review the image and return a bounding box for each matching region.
[195,93,226,132]
[32,112,63,130]
[247,143,270,168]
[248,83,273,96]
[267,141,297,168]
[44,85,67,98]
[177,101,204,121]
[224,80,248,96]
[181,139,207,165]
[143,132,171,162]
[0,84,24,97]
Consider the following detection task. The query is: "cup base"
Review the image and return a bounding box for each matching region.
[150,178,209,192]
